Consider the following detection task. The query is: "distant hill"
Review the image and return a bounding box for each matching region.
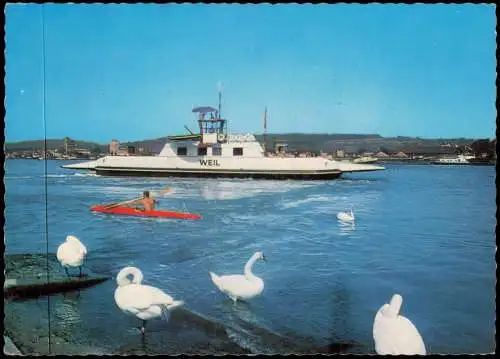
[122,133,495,155]
[4,138,108,152]
[255,134,483,154]
[4,134,495,156]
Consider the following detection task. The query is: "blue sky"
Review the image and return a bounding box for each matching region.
[5,4,496,143]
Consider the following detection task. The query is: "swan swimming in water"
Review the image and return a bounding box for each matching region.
[114,266,184,334]
[373,293,426,355]
[56,235,87,277]
[209,251,266,303]
[337,209,355,222]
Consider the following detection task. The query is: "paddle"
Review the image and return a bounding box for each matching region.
[103,187,172,210]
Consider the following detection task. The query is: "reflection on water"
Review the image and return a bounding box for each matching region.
[198,179,322,201]
[225,299,260,328]
[54,292,82,332]
[338,221,356,236]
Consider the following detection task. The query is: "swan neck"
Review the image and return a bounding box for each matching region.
[244,254,259,280]
[389,294,403,316]
[116,267,143,286]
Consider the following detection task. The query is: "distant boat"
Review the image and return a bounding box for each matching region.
[430,153,493,165]
[352,156,378,164]
[467,153,496,166]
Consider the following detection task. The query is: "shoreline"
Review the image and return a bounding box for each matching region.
[3,253,357,355]
[4,335,23,355]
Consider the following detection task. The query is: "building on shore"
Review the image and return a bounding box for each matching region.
[136,146,153,156]
[109,139,120,155]
[74,148,91,157]
[63,137,77,156]
[375,151,390,158]
[117,145,135,156]
[392,151,409,159]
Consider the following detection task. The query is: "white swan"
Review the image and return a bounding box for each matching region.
[114,266,184,334]
[56,235,87,277]
[373,293,426,355]
[209,251,266,303]
[337,209,355,222]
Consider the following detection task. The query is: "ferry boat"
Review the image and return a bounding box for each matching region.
[352,156,378,164]
[431,154,477,165]
[62,96,385,179]
[432,153,495,166]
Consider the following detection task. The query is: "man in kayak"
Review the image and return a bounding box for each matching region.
[128,191,157,211]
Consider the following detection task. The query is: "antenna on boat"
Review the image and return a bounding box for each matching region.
[217,81,223,119]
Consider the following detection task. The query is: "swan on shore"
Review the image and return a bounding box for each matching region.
[56,235,87,277]
[337,209,355,222]
[209,251,266,303]
[373,293,426,355]
[114,266,184,334]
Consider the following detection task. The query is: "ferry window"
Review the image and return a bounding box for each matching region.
[177,147,187,156]
[212,146,222,156]
[233,147,243,156]
[197,147,207,156]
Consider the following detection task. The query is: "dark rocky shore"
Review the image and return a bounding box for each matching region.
[4,253,361,355]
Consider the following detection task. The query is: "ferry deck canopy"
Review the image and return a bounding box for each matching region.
[192,106,217,114]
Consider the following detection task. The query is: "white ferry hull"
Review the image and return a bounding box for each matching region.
[62,160,99,170]
[94,166,342,180]
[62,155,383,180]
[95,156,343,179]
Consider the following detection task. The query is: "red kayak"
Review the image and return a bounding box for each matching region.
[90,205,202,220]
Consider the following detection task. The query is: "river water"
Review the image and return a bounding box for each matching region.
[3,159,496,354]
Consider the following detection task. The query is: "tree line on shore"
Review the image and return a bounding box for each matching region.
[4,134,496,157]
